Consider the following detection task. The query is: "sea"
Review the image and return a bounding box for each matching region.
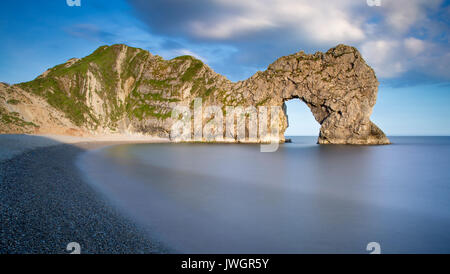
[77,136,450,253]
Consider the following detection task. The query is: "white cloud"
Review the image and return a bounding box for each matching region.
[361,37,446,79]
[191,16,276,39]
[381,0,442,33]
[404,37,426,56]
[129,0,450,81]
[172,49,208,62]
[188,0,366,44]
[361,40,406,78]
[183,0,448,80]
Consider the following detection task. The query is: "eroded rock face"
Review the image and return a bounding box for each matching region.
[0,44,389,144]
[244,44,390,144]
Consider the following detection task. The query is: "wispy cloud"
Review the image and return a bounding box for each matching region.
[128,0,450,83]
[64,24,118,42]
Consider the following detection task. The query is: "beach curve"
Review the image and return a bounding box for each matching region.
[0,134,169,254]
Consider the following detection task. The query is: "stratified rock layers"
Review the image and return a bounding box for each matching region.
[0,44,389,144]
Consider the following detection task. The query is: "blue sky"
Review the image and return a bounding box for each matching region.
[0,0,449,135]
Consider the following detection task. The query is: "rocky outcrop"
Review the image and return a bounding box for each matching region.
[0,44,389,144]
[243,44,390,144]
[0,82,83,135]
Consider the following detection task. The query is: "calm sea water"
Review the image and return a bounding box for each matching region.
[77,137,450,253]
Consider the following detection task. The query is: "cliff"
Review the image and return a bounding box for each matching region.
[0,44,389,144]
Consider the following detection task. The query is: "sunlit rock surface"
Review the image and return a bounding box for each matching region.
[0,44,389,144]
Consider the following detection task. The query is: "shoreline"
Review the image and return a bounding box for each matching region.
[0,134,170,254]
[0,134,169,162]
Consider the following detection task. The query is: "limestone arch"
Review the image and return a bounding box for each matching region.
[246,44,390,145]
[282,96,321,138]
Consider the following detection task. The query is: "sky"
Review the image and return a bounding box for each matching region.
[0,0,449,135]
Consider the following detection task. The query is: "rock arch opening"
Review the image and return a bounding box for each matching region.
[283,99,320,141]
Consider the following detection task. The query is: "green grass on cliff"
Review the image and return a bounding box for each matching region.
[181,60,203,82]
[121,48,150,81]
[171,56,204,82]
[6,99,20,105]
[17,45,125,127]
[128,103,171,121]
[0,106,38,128]
[15,45,220,127]
[18,77,92,126]
[126,82,177,121]
[171,57,218,100]
[147,79,174,89]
